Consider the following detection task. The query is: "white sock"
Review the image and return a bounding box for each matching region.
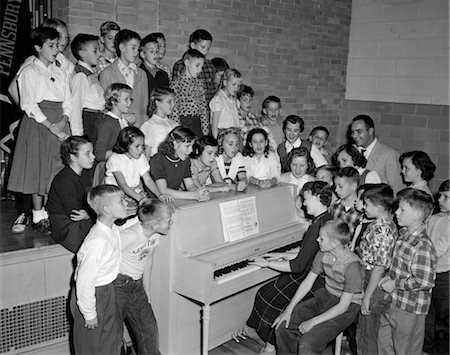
[43,209,49,219]
[32,209,45,223]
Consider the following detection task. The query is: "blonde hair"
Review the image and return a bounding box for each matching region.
[87,184,122,215]
[104,83,132,111]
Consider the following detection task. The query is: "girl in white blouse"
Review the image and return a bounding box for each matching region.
[141,86,178,159]
[209,69,242,138]
[243,128,281,189]
[8,27,72,234]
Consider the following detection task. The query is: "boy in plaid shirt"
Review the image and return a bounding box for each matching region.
[378,188,436,355]
[356,184,398,355]
[331,167,362,234]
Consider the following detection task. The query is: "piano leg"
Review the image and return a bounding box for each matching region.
[202,304,211,355]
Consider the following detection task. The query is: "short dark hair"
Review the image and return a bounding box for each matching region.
[189,29,213,44]
[182,48,205,62]
[211,57,229,72]
[301,181,333,207]
[31,27,59,56]
[322,219,351,246]
[100,21,120,36]
[352,114,375,130]
[362,183,394,212]
[333,144,367,169]
[397,188,434,220]
[151,32,165,41]
[310,126,330,138]
[439,179,449,193]
[399,151,436,181]
[41,18,67,30]
[60,136,91,166]
[138,198,173,224]
[71,33,99,61]
[141,33,159,48]
[262,95,281,109]
[192,135,218,158]
[282,115,304,132]
[336,167,360,186]
[114,29,141,57]
[237,84,255,99]
[287,147,315,175]
[113,126,145,154]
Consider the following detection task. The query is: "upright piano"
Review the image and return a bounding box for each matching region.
[146,183,309,354]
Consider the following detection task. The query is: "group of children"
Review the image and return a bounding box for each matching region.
[5,17,448,355]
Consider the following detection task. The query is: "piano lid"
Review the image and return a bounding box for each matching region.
[169,183,300,256]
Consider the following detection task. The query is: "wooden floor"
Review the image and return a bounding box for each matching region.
[0,200,57,253]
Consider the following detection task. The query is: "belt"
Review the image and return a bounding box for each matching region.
[83,108,103,114]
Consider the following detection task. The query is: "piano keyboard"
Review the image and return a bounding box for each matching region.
[213,241,301,284]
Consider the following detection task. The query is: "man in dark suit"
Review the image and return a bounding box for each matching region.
[351,115,405,194]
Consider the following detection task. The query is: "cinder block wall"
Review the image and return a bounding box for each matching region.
[342,0,449,194]
[55,0,352,150]
[339,101,449,193]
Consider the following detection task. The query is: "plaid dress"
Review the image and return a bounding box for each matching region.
[246,212,332,344]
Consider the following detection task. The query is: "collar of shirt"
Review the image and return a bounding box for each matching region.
[361,137,377,158]
[399,224,427,240]
[106,111,129,128]
[77,60,95,74]
[285,138,301,152]
[96,220,117,233]
[220,89,236,100]
[118,59,138,74]
[143,62,159,77]
[193,158,212,173]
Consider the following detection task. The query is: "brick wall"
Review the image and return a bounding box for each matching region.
[60,0,352,150]
[339,100,449,193]
[346,0,449,105]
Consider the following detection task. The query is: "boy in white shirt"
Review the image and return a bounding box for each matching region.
[70,33,105,143]
[115,198,174,354]
[70,184,128,355]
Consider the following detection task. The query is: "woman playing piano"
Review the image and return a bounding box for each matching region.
[233,181,333,354]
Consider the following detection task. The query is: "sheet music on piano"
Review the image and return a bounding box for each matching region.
[219,196,260,242]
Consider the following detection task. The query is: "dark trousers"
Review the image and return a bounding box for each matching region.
[82,109,103,146]
[70,283,121,355]
[276,288,360,355]
[179,115,202,137]
[424,271,449,354]
[114,274,160,355]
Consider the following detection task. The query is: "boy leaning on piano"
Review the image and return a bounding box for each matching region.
[114,198,174,355]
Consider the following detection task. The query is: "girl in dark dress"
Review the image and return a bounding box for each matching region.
[47,136,95,252]
[235,181,334,354]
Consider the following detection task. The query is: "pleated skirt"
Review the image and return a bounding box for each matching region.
[8,101,70,195]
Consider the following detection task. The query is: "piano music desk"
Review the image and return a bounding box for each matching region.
[146,183,308,354]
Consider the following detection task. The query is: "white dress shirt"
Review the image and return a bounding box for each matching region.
[18,57,72,123]
[70,61,105,135]
[209,89,241,129]
[75,221,122,320]
[105,153,150,189]
[244,151,281,181]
